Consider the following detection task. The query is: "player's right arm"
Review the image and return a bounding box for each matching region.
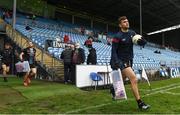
[111,37,119,63]
[111,35,122,70]
[19,49,25,61]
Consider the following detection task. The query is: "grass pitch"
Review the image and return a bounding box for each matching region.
[0,77,180,114]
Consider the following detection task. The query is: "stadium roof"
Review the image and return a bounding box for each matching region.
[47,0,180,34]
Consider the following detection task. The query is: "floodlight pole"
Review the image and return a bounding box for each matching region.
[13,0,17,29]
[91,19,93,29]
[72,15,74,24]
[140,0,142,35]
[106,24,109,32]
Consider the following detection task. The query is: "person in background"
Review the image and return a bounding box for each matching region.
[31,14,36,25]
[1,43,13,82]
[64,34,70,43]
[71,44,75,51]
[84,36,93,48]
[19,41,37,86]
[110,16,149,110]
[71,43,85,84]
[2,11,5,20]
[32,14,36,20]
[60,44,73,84]
[107,37,112,45]
[81,26,85,35]
[87,46,97,65]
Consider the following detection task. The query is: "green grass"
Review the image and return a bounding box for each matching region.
[0,77,180,114]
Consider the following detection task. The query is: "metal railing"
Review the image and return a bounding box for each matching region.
[6,24,64,81]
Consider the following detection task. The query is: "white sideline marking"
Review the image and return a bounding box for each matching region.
[143,85,180,97]
[163,91,180,95]
[149,83,180,91]
[66,98,133,114]
[66,84,180,114]
[139,83,180,91]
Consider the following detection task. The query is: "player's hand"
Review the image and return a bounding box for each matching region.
[137,39,147,46]
[111,61,121,70]
[114,63,120,70]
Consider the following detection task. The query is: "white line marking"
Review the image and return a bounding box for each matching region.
[139,83,180,91]
[66,98,134,114]
[143,85,180,97]
[162,91,180,95]
[66,84,180,114]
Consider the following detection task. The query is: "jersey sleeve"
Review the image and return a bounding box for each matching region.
[111,34,120,63]
[131,30,136,37]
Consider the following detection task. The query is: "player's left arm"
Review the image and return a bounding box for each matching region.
[132,31,147,46]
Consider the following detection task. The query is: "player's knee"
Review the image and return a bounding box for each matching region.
[2,67,5,70]
[31,72,36,76]
[6,68,10,72]
[3,68,7,72]
[130,76,138,85]
[2,65,6,70]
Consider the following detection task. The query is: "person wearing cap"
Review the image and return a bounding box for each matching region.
[84,36,93,48]
[87,46,97,65]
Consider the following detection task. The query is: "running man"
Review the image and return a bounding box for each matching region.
[110,16,150,110]
[20,41,37,86]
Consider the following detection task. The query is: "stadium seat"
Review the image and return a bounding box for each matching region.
[5,12,180,68]
[90,72,103,90]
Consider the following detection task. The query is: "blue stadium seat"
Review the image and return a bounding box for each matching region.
[90,72,103,90]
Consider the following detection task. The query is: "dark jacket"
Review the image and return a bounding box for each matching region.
[87,48,97,65]
[72,48,85,64]
[1,48,13,64]
[60,48,73,63]
[22,47,36,65]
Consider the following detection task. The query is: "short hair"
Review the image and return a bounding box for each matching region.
[5,42,11,46]
[118,16,127,24]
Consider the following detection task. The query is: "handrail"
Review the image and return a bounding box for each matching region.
[5,24,64,81]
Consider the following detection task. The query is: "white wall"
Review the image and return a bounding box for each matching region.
[76,65,112,88]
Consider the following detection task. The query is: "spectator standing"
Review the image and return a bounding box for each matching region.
[84,36,93,48]
[87,47,97,65]
[60,44,73,84]
[71,43,85,84]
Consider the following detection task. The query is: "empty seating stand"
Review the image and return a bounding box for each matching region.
[6,14,179,71]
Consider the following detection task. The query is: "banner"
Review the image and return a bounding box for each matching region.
[169,67,180,78]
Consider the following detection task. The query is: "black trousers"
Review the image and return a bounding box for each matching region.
[64,62,72,82]
[71,64,76,84]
